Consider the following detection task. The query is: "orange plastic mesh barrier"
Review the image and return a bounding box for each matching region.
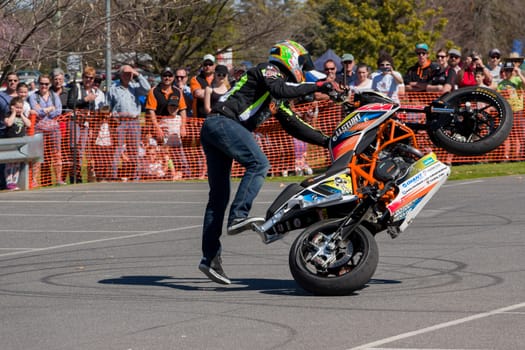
[26,92,524,189]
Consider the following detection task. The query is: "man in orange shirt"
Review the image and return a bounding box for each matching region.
[145,67,187,142]
[190,54,216,118]
[404,43,440,92]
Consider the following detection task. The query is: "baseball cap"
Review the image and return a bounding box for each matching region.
[161,67,173,76]
[448,48,462,57]
[415,43,429,53]
[203,54,216,63]
[502,61,514,70]
[488,48,501,57]
[215,64,229,75]
[167,93,180,107]
[341,53,354,62]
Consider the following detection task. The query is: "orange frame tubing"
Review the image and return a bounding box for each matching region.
[347,119,419,199]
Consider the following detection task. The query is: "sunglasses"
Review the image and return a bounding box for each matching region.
[83,76,94,80]
[490,55,501,59]
[449,55,460,59]
[175,76,186,80]
[416,51,427,56]
[203,62,214,67]
[162,74,174,78]
[8,79,18,82]
[216,73,226,77]
[324,67,336,71]
[437,55,447,59]
[39,82,50,86]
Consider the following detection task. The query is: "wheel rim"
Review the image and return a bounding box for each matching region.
[439,91,506,144]
[298,226,368,278]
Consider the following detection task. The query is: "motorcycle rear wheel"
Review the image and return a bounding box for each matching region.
[428,86,513,156]
[289,219,379,296]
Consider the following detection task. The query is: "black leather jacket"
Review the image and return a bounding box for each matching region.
[212,62,329,147]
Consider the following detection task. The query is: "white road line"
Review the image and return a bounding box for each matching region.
[443,179,484,187]
[0,224,201,258]
[347,302,525,350]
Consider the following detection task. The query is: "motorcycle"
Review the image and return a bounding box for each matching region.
[252,86,513,296]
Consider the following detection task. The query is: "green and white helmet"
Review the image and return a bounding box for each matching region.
[268,40,315,83]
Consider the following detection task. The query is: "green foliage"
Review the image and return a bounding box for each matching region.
[306,0,449,72]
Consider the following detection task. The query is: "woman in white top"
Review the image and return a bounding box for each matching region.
[371,53,405,103]
[349,63,372,91]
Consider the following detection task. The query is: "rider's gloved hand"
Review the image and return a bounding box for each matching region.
[316,81,333,94]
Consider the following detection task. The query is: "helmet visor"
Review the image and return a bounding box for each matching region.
[299,53,315,72]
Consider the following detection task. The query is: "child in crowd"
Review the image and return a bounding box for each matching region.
[3,97,32,190]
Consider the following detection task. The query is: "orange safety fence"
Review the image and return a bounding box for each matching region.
[19,91,525,189]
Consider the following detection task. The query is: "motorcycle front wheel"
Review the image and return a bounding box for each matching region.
[289,219,379,296]
[428,86,513,156]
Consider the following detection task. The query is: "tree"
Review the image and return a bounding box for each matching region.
[305,0,449,71]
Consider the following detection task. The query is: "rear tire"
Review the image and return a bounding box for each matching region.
[289,219,379,296]
[429,86,513,156]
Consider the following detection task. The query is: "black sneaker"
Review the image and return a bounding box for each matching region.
[227,217,265,235]
[198,254,231,285]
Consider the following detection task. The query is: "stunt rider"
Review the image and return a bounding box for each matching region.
[198,40,334,285]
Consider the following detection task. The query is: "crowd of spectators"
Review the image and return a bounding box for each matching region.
[1,43,524,189]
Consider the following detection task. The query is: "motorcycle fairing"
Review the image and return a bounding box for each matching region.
[261,169,359,234]
[331,104,397,161]
[386,152,450,235]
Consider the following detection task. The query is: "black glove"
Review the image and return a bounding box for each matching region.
[316,81,334,94]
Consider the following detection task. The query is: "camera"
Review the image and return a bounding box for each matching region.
[380,67,391,73]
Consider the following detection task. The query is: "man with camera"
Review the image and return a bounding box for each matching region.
[371,53,404,103]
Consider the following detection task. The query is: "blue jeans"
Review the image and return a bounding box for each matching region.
[200,115,270,260]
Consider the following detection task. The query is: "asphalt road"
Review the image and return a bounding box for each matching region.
[1,176,524,350]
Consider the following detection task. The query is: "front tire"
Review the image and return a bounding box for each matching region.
[289,219,379,296]
[429,86,513,156]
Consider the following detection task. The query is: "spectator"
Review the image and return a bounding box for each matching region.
[197,40,330,285]
[190,54,216,118]
[371,53,405,103]
[15,82,31,118]
[108,65,151,181]
[337,53,356,88]
[174,67,193,117]
[29,74,65,186]
[50,68,69,107]
[66,66,106,183]
[458,51,492,88]
[189,55,216,178]
[487,48,503,87]
[204,64,230,115]
[498,61,524,110]
[315,59,341,100]
[0,72,20,189]
[145,67,187,142]
[427,48,457,94]
[27,79,37,95]
[0,72,20,137]
[349,63,372,91]
[497,61,524,161]
[447,48,462,74]
[475,70,490,87]
[294,102,318,176]
[508,52,525,74]
[162,93,190,179]
[404,43,440,92]
[3,97,31,190]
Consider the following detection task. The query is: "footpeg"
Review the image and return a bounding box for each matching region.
[252,223,285,244]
